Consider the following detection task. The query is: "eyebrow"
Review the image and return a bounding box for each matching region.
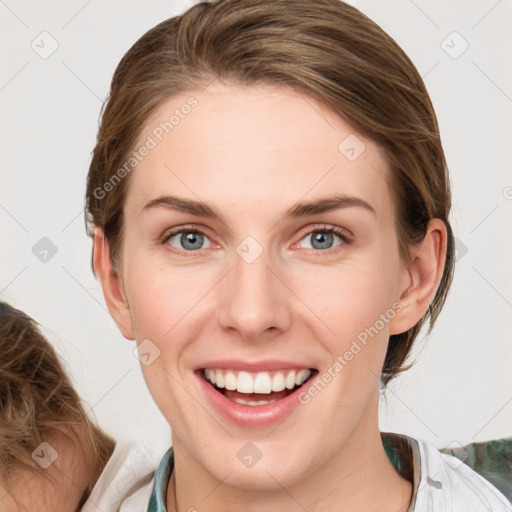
[141,194,376,222]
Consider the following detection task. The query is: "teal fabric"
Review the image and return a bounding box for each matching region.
[147,446,174,512]
[382,431,414,482]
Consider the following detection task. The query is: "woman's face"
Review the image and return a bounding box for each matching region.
[114,82,413,488]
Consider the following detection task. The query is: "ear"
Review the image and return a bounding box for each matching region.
[93,227,135,340]
[389,218,448,335]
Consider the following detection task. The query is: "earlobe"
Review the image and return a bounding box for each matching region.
[93,228,135,340]
[389,219,447,336]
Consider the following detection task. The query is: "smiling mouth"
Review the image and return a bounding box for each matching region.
[199,368,318,406]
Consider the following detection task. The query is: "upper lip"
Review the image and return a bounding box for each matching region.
[195,359,316,372]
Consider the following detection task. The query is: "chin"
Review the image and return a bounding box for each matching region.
[199,440,313,491]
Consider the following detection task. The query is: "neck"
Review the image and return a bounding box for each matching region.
[167,410,412,512]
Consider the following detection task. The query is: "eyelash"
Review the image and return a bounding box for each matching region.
[159,223,353,257]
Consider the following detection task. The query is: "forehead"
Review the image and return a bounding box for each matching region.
[125,82,393,220]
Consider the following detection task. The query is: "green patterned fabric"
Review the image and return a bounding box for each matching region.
[444,437,512,503]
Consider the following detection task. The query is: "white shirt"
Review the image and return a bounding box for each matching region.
[410,436,512,511]
[80,440,158,512]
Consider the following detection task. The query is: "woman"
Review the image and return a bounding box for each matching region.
[84,0,512,510]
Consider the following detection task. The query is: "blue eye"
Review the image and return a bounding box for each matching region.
[160,224,352,256]
[302,230,341,250]
[298,226,349,251]
[162,229,213,252]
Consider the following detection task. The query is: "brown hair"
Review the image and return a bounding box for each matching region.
[0,301,116,508]
[84,0,455,387]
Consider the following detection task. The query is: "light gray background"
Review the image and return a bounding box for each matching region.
[1,0,511,457]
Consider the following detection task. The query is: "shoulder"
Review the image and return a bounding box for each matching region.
[81,440,162,512]
[411,436,512,511]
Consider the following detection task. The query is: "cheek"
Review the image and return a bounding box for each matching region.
[293,251,400,342]
[125,261,196,420]
[123,256,211,398]
[124,252,200,340]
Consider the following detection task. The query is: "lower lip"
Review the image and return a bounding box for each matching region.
[196,371,316,427]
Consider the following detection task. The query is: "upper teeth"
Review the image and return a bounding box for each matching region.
[203,368,312,394]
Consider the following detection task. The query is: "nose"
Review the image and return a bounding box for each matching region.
[217,242,291,344]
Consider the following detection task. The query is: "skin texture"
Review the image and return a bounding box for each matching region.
[94,82,447,511]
